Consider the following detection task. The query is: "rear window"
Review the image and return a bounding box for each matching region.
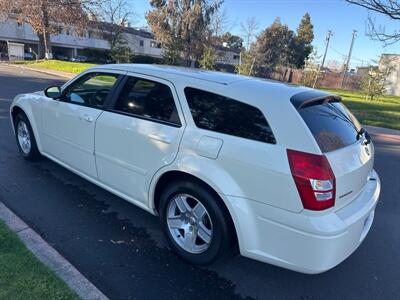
[298,100,361,153]
[184,87,276,144]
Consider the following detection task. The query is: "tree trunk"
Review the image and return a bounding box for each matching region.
[38,4,52,59]
[38,33,45,59]
[37,32,51,59]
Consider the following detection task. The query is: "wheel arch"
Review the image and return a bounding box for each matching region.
[10,105,25,133]
[10,102,43,152]
[151,169,239,248]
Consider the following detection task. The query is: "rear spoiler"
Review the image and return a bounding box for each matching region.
[290,90,341,110]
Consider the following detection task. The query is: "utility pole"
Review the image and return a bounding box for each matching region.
[313,30,333,88]
[341,30,357,89]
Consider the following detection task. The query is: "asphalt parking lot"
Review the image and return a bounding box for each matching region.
[0,64,399,299]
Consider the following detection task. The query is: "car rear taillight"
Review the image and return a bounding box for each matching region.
[287,149,336,211]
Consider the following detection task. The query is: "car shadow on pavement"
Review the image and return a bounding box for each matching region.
[16,156,391,300]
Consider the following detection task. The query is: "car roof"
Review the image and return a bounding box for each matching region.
[102,64,250,85]
[91,64,323,105]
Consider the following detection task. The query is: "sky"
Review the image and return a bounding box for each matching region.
[129,0,400,68]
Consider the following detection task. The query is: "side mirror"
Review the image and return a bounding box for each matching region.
[44,86,62,99]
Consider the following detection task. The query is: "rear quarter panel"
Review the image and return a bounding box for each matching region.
[167,79,321,213]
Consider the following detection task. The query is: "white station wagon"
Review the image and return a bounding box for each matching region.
[10,64,381,274]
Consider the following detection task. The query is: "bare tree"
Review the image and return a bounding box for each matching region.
[241,16,259,50]
[210,3,229,38]
[0,0,99,58]
[345,0,400,45]
[97,0,131,48]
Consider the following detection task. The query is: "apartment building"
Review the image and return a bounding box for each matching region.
[0,17,108,60]
[380,54,400,96]
[0,17,163,61]
[0,16,241,67]
[215,45,241,66]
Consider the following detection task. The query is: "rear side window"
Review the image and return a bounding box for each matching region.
[298,101,361,152]
[184,87,276,144]
[113,77,181,126]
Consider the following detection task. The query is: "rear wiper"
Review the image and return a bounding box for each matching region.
[325,102,371,145]
[326,102,359,133]
[356,128,372,145]
[356,128,365,140]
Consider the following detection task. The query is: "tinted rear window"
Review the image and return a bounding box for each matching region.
[185,87,276,144]
[298,101,361,152]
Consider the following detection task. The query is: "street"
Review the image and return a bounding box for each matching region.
[0,64,399,299]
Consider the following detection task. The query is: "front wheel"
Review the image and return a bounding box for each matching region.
[14,112,41,160]
[159,180,233,265]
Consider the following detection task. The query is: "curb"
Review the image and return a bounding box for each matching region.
[3,63,75,79]
[0,201,108,300]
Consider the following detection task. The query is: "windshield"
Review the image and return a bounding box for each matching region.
[298,100,362,153]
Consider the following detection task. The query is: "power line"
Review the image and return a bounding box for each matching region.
[328,45,345,57]
[329,45,366,64]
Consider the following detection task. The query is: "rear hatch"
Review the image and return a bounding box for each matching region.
[294,92,374,209]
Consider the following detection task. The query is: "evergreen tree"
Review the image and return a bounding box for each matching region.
[235,51,256,76]
[220,32,243,49]
[294,13,315,68]
[253,18,297,68]
[199,47,217,70]
[162,41,182,66]
[110,34,130,63]
[253,15,314,69]
[297,13,314,47]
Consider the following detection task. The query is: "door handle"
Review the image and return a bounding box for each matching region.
[148,133,172,144]
[79,114,94,123]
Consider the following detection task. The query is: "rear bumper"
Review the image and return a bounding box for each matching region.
[226,170,381,274]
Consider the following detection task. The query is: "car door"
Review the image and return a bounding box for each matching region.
[95,73,185,205]
[41,71,122,178]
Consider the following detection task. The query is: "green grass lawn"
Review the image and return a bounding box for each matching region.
[0,220,78,300]
[10,60,400,130]
[323,89,400,130]
[13,59,97,74]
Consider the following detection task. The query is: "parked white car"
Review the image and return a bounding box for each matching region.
[10,64,380,274]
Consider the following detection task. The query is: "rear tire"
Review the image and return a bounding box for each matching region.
[159,180,233,265]
[14,112,41,161]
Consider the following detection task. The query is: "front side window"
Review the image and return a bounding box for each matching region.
[184,87,276,144]
[113,77,181,126]
[63,73,119,108]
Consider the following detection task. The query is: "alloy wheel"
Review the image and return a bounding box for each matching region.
[167,193,213,254]
[17,120,31,154]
